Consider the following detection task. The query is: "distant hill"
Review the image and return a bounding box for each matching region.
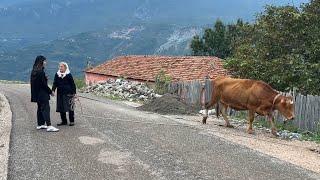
[0,0,309,51]
[0,24,201,81]
[0,0,310,81]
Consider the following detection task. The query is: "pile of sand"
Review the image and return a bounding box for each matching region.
[138,94,198,115]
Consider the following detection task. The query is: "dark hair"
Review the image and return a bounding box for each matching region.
[32,55,46,71]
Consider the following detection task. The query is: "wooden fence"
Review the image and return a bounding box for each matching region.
[168,80,320,132]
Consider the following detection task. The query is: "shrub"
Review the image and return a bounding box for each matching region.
[155,70,172,95]
[74,78,86,89]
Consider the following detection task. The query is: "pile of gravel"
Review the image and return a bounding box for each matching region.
[81,79,161,102]
[138,94,198,115]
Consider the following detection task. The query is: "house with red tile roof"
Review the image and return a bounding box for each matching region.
[85,55,229,85]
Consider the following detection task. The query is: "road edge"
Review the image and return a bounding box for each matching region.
[0,92,12,180]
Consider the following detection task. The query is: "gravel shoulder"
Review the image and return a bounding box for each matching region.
[163,114,320,174]
[0,92,12,180]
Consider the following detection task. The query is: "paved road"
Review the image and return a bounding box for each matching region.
[0,84,319,180]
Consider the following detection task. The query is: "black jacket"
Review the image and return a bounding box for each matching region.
[52,73,76,95]
[30,70,52,103]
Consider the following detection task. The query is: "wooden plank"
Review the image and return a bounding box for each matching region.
[316,95,318,131]
[307,95,311,131]
[302,95,306,130]
[309,95,313,131]
[318,95,320,132]
[313,95,319,132]
[316,95,319,130]
[301,94,305,130]
[297,93,303,129]
[311,95,315,131]
[312,96,315,131]
[294,93,299,129]
[293,93,298,128]
[300,94,305,130]
[312,95,317,131]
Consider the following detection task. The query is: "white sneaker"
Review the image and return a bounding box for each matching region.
[36,125,48,130]
[46,126,59,132]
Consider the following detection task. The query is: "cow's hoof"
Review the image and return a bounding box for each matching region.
[225,124,234,128]
[247,129,254,134]
[271,128,278,137]
[271,130,279,137]
[202,117,207,124]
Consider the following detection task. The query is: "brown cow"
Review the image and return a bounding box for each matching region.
[202,77,295,136]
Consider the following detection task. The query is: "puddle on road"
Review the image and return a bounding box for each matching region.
[78,136,105,145]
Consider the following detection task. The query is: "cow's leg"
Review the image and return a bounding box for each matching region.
[201,82,222,124]
[247,110,255,134]
[202,108,208,124]
[221,104,233,128]
[268,115,278,136]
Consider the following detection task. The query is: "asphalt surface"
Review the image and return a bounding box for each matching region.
[0,83,319,180]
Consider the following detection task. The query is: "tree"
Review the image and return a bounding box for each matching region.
[190,19,238,59]
[190,1,319,94]
[224,2,320,95]
[190,35,205,56]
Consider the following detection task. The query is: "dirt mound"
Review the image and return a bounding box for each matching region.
[138,94,198,115]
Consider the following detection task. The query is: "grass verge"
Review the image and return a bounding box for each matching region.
[74,78,86,89]
[231,111,320,143]
[0,80,26,84]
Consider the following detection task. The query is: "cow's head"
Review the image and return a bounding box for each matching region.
[276,96,295,121]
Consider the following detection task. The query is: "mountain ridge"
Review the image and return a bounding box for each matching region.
[0,0,310,81]
[0,23,201,81]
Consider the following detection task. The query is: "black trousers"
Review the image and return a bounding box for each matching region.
[37,101,51,126]
[60,111,74,123]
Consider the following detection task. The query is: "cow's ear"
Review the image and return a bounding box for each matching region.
[280,99,285,104]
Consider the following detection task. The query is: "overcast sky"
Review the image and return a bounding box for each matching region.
[0,0,311,7]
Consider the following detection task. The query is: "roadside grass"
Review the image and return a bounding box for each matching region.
[254,119,320,143]
[256,118,320,143]
[0,96,3,113]
[99,94,144,104]
[300,122,320,142]
[101,94,123,101]
[300,133,320,142]
[74,78,86,89]
[231,111,320,143]
[0,80,26,84]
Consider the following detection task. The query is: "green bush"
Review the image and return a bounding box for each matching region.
[74,78,86,89]
[155,70,172,95]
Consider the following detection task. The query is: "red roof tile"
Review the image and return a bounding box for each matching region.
[86,55,229,82]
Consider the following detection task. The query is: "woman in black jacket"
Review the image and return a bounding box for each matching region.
[52,62,77,126]
[30,55,59,132]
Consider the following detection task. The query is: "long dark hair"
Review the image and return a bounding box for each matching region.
[32,55,46,72]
